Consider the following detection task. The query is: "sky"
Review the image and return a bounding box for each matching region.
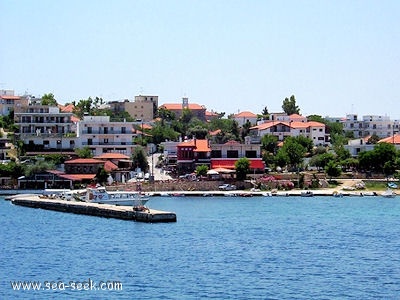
[1,0,400,119]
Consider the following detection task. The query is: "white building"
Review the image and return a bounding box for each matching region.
[14,104,75,152]
[76,115,139,156]
[250,114,328,146]
[232,111,258,127]
[341,114,399,139]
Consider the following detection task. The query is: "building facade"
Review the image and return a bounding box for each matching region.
[14,104,76,152]
[341,114,400,139]
[76,115,139,157]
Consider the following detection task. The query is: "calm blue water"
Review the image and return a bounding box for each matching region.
[1,195,400,299]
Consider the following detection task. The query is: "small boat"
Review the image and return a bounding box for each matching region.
[360,191,377,197]
[262,192,273,197]
[301,191,314,197]
[238,192,253,197]
[85,186,150,206]
[381,188,396,198]
[332,191,343,198]
[388,182,398,189]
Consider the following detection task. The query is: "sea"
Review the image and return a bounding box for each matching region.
[1,194,400,299]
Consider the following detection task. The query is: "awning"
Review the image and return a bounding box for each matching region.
[207,170,219,175]
[211,159,265,170]
[212,167,235,174]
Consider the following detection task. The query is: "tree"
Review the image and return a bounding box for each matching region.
[260,106,269,120]
[374,142,397,172]
[261,134,278,154]
[41,93,57,106]
[307,114,325,123]
[367,134,380,144]
[241,120,252,140]
[274,150,289,168]
[383,161,395,179]
[75,146,93,158]
[280,137,307,169]
[309,152,335,171]
[282,95,300,115]
[132,146,149,173]
[334,144,351,161]
[235,157,250,180]
[150,122,180,144]
[72,96,105,119]
[325,161,342,180]
[24,161,55,177]
[196,165,208,177]
[157,107,175,126]
[95,166,108,184]
[187,125,208,139]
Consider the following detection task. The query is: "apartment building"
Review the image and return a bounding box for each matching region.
[341,114,399,139]
[14,104,75,152]
[108,95,158,122]
[76,115,139,157]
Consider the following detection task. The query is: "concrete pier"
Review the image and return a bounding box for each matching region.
[11,196,176,223]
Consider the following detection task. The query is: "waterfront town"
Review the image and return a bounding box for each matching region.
[0,89,399,194]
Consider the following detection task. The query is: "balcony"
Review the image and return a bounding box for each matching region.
[18,132,76,138]
[81,130,131,135]
[81,142,134,146]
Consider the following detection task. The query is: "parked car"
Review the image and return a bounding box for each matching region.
[218,184,236,191]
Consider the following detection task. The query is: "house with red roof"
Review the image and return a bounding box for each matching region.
[176,139,211,174]
[233,111,258,127]
[250,116,328,146]
[160,97,206,121]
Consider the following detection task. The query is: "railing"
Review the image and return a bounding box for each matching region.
[18,133,76,138]
[81,142,134,146]
[81,130,131,135]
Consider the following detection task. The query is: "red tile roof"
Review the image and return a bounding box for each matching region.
[161,103,205,110]
[65,158,105,164]
[104,161,118,172]
[206,111,218,116]
[58,103,75,113]
[378,134,400,144]
[94,153,130,160]
[59,174,96,181]
[0,95,20,100]
[177,139,211,152]
[71,116,80,122]
[234,111,257,118]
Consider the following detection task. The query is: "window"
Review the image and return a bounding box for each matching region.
[227,150,238,158]
[211,150,222,158]
[88,139,93,145]
[245,150,257,158]
[88,127,92,134]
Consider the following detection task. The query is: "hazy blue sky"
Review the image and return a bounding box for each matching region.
[1,0,400,119]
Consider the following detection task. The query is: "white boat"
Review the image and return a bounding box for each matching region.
[381,188,396,198]
[85,186,150,206]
